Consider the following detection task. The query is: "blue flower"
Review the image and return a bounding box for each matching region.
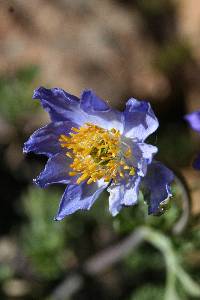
[185,111,200,169]
[23,87,174,220]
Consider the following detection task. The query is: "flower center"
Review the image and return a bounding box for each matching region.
[59,123,135,184]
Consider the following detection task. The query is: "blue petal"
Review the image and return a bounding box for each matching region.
[23,121,77,157]
[35,153,75,188]
[130,142,158,176]
[123,98,159,141]
[142,161,174,214]
[107,176,141,216]
[185,111,200,133]
[34,87,124,132]
[80,90,124,132]
[55,179,107,220]
[33,87,86,125]
[193,153,200,170]
[80,89,110,112]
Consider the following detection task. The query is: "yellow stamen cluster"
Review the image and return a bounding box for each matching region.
[59,123,135,184]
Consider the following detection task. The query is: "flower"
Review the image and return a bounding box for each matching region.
[23,87,174,220]
[185,111,200,169]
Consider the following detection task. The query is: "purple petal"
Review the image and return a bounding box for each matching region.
[33,87,86,125]
[130,142,158,176]
[80,89,110,112]
[35,153,75,188]
[23,121,77,157]
[55,179,107,220]
[80,90,124,132]
[193,153,200,170]
[123,98,159,141]
[107,176,141,216]
[185,111,200,133]
[142,161,174,214]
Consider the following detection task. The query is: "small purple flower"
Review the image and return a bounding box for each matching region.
[185,111,200,169]
[23,87,174,220]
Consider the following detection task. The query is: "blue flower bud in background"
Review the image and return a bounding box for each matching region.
[185,111,200,169]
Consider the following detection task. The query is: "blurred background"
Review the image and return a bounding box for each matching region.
[1,0,200,299]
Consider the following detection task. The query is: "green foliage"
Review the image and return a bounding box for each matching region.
[127,227,200,300]
[124,243,165,273]
[0,265,13,282]
[21,187,68,280]
[0,66,39,124]
[130,284,164,300]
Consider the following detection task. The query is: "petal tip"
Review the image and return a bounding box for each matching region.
[81,88,92,96]
[33,86,44,99]
[111,209,119,217]
[23,143,28,154]
[54,215,62,221]
[81,89,110,112]
[124,98,159,140]
[33,176,46,188]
